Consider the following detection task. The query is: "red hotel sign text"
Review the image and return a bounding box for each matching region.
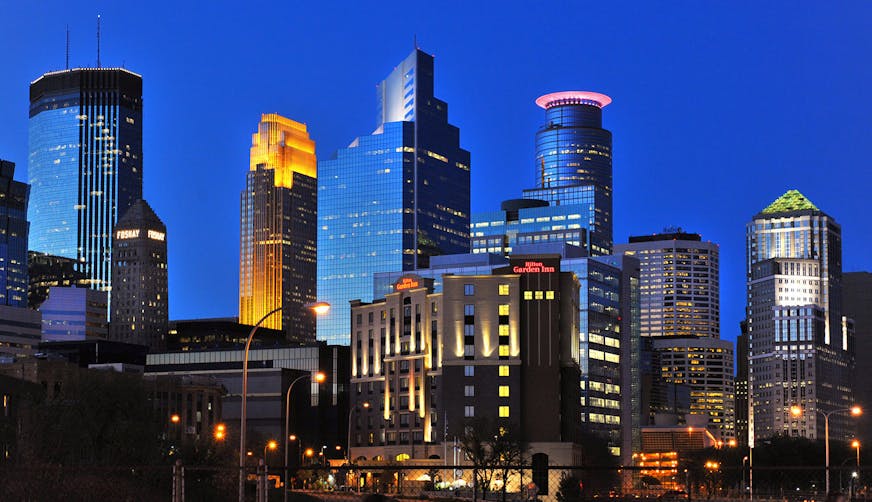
[512,261,556,274]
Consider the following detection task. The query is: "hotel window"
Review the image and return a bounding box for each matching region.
[498,304,510,316]
[464,345,475,358]
[499,365,510,377]
[464,304,475,316]
[534,291,544,300]
[499,325,510,336]
[545,291,555,300]
[464,366,475,377]
[499,284,510,296]
[464,284,475,296]
[464,385,475,397]
[499,386,510,397]
[523,291,533,300]
[499,346,510,357]
[499,406,510,418]
[464,406,475,418]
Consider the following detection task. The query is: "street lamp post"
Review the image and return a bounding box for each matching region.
[284,372,325,502]
[346,401,370,462]
[238,301,330,502]
[790,405,862,494]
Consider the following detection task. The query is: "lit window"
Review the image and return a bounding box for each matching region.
[545,291,555,300]
[499,386,510,397]
[499,325,510,336]
[534,291,544,300]
[499,346,510,357]
[499,406,510,418]
[498,304,509,316]
[464,304,475,316]
[523,291,533,300]
[498,284,510,296]
[464,406,475,418]
[464,366,474,377]
[498,365,510,377]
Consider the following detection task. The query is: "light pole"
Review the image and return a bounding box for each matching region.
[238,301,330,502]
[853,439,861,467]
[742,456,749,497]
[347,401,370,462]
[790,404,862,494]
[285,372,325,502]
[265,440,278,462]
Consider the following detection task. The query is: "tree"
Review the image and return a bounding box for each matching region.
[458,418,528,501]
[556,474,584,502]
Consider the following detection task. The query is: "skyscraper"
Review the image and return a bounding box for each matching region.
[28,68,143,294]
[841,272,872,449]
[615,230,720,338]
[746,190,855,442]
[317,48,471,344]
[109,199,168,351]
[471,91,613,257]
[0,160,30,307]
[523,91,613,254]
[239,114,317,339]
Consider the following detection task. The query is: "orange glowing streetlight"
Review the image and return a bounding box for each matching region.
[170,413,181,424]
[789,404,863,493]
[853,439,861,467]
[214,423,226,441]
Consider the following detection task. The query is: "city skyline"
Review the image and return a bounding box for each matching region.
[1,2,871,345]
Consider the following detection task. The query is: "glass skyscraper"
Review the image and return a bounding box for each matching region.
[471,91,614,257]
[317,48,470,345]
[28,68,143,294]
[240,114,317,340]
[0,160,30,307]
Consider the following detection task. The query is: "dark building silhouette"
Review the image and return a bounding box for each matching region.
[842,272,872,448]
[109,200,168,351]
[0,160,30,308]
[27,251,86,309]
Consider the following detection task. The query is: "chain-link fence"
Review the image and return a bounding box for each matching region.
[1,464,871,501]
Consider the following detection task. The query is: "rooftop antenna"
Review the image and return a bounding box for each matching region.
[96,15,101,68]
[65,25,70,69]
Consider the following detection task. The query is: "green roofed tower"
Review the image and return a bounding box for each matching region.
[745,189,855,445]
[759,189,820,215]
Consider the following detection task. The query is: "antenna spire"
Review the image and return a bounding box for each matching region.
[96,15,101,68]
[65,25,70,70]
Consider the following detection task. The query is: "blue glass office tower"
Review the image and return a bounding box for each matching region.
[28,68,143,294]
[318,48,470,344]
[0,160,30,307]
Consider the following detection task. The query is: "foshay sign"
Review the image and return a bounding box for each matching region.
[512,261,556,274]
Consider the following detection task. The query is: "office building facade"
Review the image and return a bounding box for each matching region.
[28,68,143,294]
[240,114,317,340]
[649,335,735,440]
[317,48,471,344]
[0,306,42,359]
[735,321,749,446]
[841,272,872,448]
[746,190,855,442]
[109,199,168,351]
[0,160,29,308]
[471,199,591,256]
[615,231,719,339]
[40,286,108,341]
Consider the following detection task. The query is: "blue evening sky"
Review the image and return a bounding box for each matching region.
[1,1,870,343]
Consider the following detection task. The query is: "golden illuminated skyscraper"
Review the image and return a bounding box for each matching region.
[240,114,317,339]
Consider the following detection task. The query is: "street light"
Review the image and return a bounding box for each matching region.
[265,440,278,464]
[347,401,371,463]
[238,301,330,502]
[214,423,226,441]
[284,372,325,502]
[790,405,862,493]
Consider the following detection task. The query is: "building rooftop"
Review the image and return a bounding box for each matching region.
[760,189,820,215]
[535,91,612,109]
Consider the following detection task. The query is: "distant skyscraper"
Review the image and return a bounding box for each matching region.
[735,321,749,447]
[40,286,108,341]
[109,199,168,350]
[746,190,855,442]
[615,230,720,338]
[28,68,143,295]
[240,114,317,339]
[0,160,30,307]
[317,48,471,344]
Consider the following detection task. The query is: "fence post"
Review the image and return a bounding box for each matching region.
[256,459,266,502]
[172,459,184,502]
